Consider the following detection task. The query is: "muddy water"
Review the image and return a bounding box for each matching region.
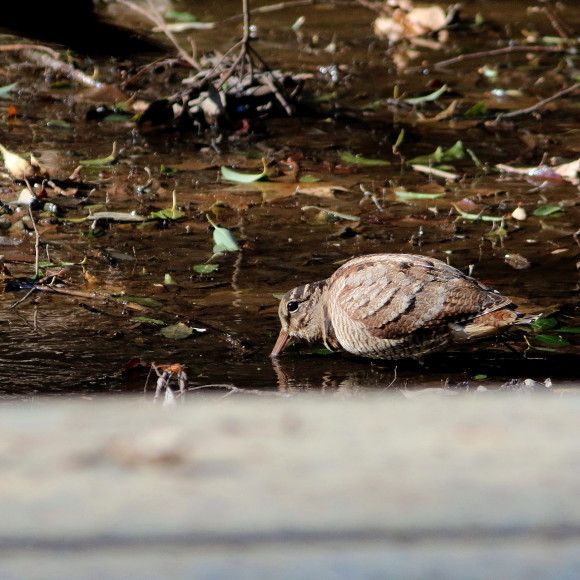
[0,1,578,398]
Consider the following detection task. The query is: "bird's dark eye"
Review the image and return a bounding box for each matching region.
[287,301,299,313]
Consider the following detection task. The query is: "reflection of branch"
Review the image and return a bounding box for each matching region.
[497,82,579,119]
[433,45,566,69]
[114,0,201,70]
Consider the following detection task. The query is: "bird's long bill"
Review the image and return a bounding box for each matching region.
[270,328,292,357]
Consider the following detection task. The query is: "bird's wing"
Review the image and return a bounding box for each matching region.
[331,256,510,339]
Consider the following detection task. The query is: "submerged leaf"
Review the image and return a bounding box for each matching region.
[339,151,390,166]
[404,84,448,105]
[80,142,119,166]
[301,206,359,221]
[193,264,219,274]
[410,140,465,164]
[160,322,193,339]
[395,190,444,200]
[131,317,166,325]
[533,205,562,217]
[86,212,148,222]
[150,207,185,220]
[535,334,571,347]
[0,82,17,99]
[118,296,163,308]
[453,204,505,222]
[530,317,559,331]
[220,158,268,183]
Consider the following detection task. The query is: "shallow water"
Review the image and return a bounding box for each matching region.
[0,0,578,398]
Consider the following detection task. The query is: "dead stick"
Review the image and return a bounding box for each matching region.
[497,82,579,119]
[21,50,104,88]
[433,45,566,70]
[115,0,201,70]
[0,44,61,59]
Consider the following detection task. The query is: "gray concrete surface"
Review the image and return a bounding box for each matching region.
[0,394,579,579]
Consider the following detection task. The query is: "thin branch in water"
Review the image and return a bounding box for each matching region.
[20,50,104,88]
[114,0,201,70]
[433,45,566,70]
[496,82,579,119]
[0,44,61,59]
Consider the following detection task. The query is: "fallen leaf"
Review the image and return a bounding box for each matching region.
[160,322,193,339]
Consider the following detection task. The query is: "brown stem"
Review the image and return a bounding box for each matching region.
[433,45,567,70]
[497,82,580,119]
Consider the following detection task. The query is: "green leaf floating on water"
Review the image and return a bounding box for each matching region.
[452,204,505,222]
[410,140,466,165]
[117,296,163,308]
[395,191,444,200]
[535,334,571,347]
[80,142,120,166]
[530,317,558,331]
[131,317,166,325]
[206,215,240,252]
[193,263,219,274]
[558,327,580,334]
[0,82,17,99]
[160,322,193,340]
[220,158,268,183]
[533,205,562,217]
[404,84,448,105]
[339,151,390,166]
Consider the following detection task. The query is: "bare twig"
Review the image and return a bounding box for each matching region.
[20,50,104,88]
[114,0,201,70]
[0,44,61,59]
[433,45,566,70]
[496,83,580,119]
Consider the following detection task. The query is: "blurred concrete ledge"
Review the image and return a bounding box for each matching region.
[0,395,579,579]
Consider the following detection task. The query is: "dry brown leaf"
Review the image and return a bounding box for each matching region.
[553,159,580,184]
[374,5,452,42]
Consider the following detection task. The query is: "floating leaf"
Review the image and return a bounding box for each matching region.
[79,142,119,166]
[558,327,580,334]
[301,206,359,221]
[535,334,571,347]
[465,102,488,119]
[473,374,488,380]
[207,215,240,252]
[404,84,448,105]
[410,140,466,165]
[160,165,179,175]
[533,205,562,217]
[163,274,178,285]
[530,317,558,331]
[86,212,148,222]
[299,175,321,183]
[118,296,163,308]
[160,322,193,339]
[150,207,185,220]
[46,120,72,129]
[0,83,17,99]
[452,204,505,222]
[131,317,165,325]
[339,151,390,166]
[165,10,198,22]
[193,264,219,274]
[395,190,444,200]
[220,158,268,183]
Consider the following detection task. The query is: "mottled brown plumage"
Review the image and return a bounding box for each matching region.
[271,253,530,360]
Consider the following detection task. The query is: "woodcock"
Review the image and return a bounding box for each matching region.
[271,253,533,360]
